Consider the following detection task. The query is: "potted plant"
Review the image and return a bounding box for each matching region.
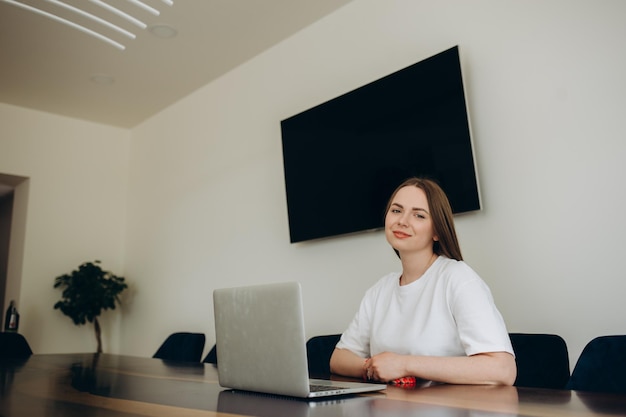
[53,260,127,353]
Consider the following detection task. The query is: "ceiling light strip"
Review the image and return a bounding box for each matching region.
[126,0,159,16]
[0,0,125,50]
[43,0,136,39]
[160,0,173,6]
[89,0,147,29]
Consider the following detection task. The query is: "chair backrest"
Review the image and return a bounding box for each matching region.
[153,332,205,363]
[203,344,217,364]
[305,334,341,378]
[0,332,33,358]
[509,333,570,389]
[566,335,626,394]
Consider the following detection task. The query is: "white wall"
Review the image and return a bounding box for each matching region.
[123,0,626,369]
[0,103,130,353]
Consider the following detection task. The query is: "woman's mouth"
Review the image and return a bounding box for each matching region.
[393,231,411,239]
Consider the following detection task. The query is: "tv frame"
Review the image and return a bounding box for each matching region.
[280,46,481,243]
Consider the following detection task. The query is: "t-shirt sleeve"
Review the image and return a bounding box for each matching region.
[335,287,376,358]
[448,266,514,356]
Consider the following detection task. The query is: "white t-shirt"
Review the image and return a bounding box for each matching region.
[336,256,514,358]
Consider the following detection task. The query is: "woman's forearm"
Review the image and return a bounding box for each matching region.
[329,348,366,379]
[369,351,516,386]
[331,346,516,386]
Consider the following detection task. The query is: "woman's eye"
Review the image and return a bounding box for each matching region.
[391,208,401,214]
[414,213,425,219]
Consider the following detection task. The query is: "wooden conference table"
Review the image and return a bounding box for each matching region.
[1,353,625,417]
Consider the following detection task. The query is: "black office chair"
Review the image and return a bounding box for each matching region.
[509,333,570,389]
[153,332,205,363]
[0,332,33,358]
[566,335,626,394]
[203,344,217,364]
[305,334,341,378]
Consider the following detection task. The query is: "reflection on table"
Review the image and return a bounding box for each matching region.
[1,353,626,417]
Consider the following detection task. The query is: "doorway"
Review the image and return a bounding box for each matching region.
[0,173,29,317]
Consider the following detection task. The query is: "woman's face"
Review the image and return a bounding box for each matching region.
[385,186,438,254]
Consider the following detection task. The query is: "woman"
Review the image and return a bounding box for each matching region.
[329,178,516,385]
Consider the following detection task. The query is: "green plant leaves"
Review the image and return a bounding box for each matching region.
[53,260,127,326]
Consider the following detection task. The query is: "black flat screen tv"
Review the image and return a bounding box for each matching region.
[280,46,480,243]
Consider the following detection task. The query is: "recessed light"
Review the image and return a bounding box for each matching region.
[90,74,115,85]
[148,24,178,39]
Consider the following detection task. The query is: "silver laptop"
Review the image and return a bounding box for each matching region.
[213,282,386,398]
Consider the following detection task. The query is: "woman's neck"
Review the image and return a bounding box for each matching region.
[399,251,437,285]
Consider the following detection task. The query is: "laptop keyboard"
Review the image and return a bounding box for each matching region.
[309,383,348,392]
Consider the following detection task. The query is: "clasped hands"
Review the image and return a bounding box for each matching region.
[362,351,409,382]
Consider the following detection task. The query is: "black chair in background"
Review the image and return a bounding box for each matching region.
[153,332,205,363]
[566,335,626,394]
[203,344,217,364]
[305,334,341,377]
[0,332,33,358]
[509,333,570,389]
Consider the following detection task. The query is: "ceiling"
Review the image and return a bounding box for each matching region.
[0,0,352,129]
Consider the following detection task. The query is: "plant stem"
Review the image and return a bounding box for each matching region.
[94,317,102,353]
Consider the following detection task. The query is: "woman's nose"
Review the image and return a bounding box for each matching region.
[397,213,409,226]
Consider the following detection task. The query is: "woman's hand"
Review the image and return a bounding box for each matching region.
[365,352,408,382]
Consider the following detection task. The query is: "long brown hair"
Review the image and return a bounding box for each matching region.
[385,177,463,261]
